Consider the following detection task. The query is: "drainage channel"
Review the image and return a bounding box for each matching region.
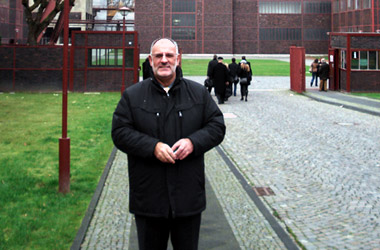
[215,145,299,250]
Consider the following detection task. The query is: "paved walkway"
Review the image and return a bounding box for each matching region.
[75,77,380,250]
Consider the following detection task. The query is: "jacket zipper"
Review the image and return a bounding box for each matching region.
[156,112,160,138]
[178,111,183,138]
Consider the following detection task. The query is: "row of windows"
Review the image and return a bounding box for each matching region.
[341,50,380,70]
[304,28,330,41]
[88,49,134,68]
[259,1,331,14]
[332,0,371,13]
[304,1,331,14]
[259,2,301,14]
[260,28,328,41]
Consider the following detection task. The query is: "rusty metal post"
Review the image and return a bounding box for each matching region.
[59,0,70,193]
[290,46,305,94]
[121,14,126,94]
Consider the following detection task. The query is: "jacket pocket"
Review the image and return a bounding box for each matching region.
[175,102,203,137]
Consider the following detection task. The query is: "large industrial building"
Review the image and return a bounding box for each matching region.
[1,0,379,54]
[135,0,380,54]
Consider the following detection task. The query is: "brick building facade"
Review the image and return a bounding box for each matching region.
[0,1,27,44]
[135,0,332,54]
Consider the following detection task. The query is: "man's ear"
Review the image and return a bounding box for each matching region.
[176,55,181,67]
[148,55,153,67]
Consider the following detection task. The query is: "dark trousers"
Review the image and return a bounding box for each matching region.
[233,82,238,96]
[135,213,202,250]
[240,84,248,99]
[310,72,318,86]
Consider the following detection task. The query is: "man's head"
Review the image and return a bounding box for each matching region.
[217,56,223,63]
[149,38,180,86]
[213,54,217,60]
[321,58,326,63]
[232,57,236,63]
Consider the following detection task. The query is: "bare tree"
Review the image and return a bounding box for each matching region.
[22,0,75,45]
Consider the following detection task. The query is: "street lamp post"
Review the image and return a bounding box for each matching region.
[119,7,129,94]
[59,0,71,193]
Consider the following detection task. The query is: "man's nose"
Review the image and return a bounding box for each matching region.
[161,54,169,63]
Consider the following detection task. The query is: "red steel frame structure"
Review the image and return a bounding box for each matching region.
[328,32,380,92]
[331,0,380,33]
[69,30,139,92]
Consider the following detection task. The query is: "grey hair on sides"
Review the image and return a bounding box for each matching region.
[150,38,179,55]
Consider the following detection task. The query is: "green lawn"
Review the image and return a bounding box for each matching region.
[140,58,291,76]
[0,92,120,250]
[351,93,380,100]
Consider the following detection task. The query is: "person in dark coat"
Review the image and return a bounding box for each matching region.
[112,38,226,250]
[238,60,252,101]
[206,54,218,93]
[142,56,152,80]
[228,57,239,96]
[239,56,252,86]
[211,57,230,104]
[318,58,329,91]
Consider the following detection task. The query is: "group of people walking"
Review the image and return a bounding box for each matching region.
[309,57,330,91]
[206,55,252,104]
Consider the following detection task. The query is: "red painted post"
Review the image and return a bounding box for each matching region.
[59,0,71,193]
[121,16,126,94]
[290,46,305,93]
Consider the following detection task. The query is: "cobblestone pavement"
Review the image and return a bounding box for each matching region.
[217,77,380,249]
[80,76,380,249]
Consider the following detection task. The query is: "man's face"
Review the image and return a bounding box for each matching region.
[149,39,179,85]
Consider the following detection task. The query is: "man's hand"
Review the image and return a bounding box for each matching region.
[154,142,176,164]
[172,138,194,161]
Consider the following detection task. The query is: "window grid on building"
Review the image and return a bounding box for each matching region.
[259,28,302,40]
[303,1,331,14]
[303,28,330,41]
[88,48,134,68]
[171,0,196,40]
[259,1,301,14]
[341,50,380,70]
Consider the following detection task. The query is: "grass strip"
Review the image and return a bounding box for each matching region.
[0,92,120,250]
[351,93,380,100]
[139,58,291,76]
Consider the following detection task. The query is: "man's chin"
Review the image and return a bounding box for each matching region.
[157,70,173,78]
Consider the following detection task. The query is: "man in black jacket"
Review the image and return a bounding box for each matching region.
[318,58,329,91]
[112,38,226,250]
[228,57,239,96]
[206,54,218,93]
[211,57,230,104]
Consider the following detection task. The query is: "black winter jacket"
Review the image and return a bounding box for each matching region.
[318,62,330,80]
[112,70,226,218]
